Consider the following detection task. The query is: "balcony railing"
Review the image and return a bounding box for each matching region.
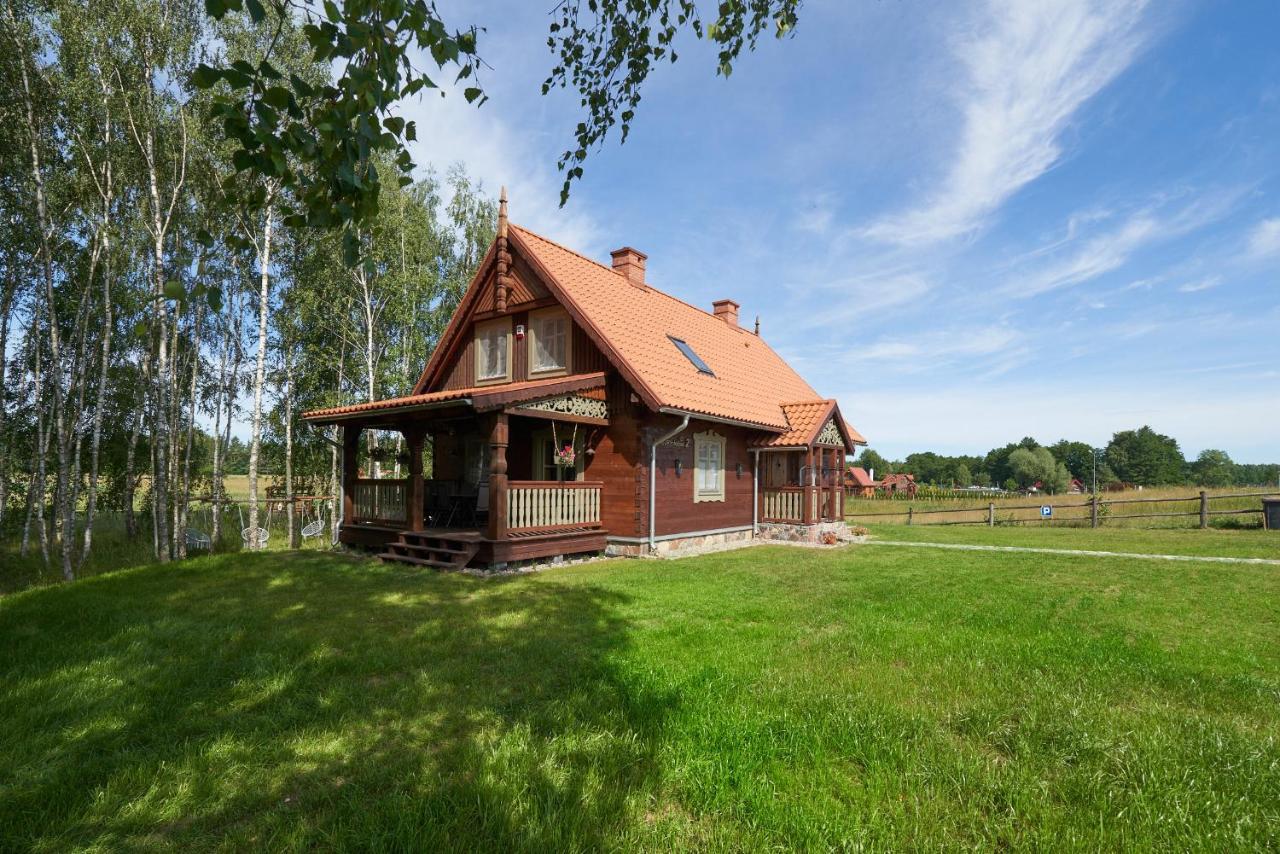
[352,478,407,525]
[762,487,805,522]
[507,481,602,532]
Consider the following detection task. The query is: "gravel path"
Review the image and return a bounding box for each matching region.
[867,539,1280,566]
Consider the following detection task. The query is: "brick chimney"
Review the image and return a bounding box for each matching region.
[610,247,647,287]
[712,299,739,327]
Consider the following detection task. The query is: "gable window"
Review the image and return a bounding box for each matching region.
[529,308,571,376]
[475,318,511,384]
[668,335,714,376]
[693,430,726,502]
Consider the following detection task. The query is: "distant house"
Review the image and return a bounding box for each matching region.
[879,473,917,497]
[1068,478,1085,494]
[844,466,877,497]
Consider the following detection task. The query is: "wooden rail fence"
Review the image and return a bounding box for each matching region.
[845,490,1277,529]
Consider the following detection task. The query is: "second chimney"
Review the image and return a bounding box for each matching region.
[610,247,647,287]
[712,299,740,327]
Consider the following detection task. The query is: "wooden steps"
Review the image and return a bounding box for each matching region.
[378,530,480,571]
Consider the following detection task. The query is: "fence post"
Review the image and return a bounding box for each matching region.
[988,502,995,527]
[1199,490,1208,529]
[907,506,913,526]
[1091,493,1099,528]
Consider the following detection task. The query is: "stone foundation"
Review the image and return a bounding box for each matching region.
[756,520,851,544]
[607,528,755,558]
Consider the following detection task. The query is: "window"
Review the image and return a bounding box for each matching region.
[530,308,570,375]
[693,430,726,502]
[475,318,510,383]
[668,335,714,376]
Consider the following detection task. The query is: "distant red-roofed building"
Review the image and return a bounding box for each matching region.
[878,473,918,497]
[845,466,877,497]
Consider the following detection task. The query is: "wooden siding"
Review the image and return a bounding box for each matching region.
[581,374,645,538]
[439,310,608,391]
[647,415,757,537]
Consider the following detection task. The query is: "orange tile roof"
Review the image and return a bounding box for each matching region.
[510,225,833,432]
[302,373,606,423]
[846,467,876,487]
[753,401,833,447]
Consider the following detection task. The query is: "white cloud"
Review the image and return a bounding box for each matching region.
[862,0,1150,246]
[1246,217,1280,259]
[1177,275,1223,293]
[393,62,602,253]
[1007,189,1241,297]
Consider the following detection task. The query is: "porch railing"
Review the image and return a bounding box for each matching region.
[762,487,805,522]
[352,478,407,525]
[507,481,602,532]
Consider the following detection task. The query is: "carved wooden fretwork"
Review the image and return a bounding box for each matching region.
[816,418,843,447]
[518,394,608,421]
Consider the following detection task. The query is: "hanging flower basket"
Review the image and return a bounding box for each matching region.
[554,444,576,468]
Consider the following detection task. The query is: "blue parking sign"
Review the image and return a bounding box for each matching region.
[1040,505,1053,518]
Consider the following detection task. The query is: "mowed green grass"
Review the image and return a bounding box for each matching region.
[2,545,1278,850]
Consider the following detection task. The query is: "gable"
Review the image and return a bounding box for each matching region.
[412,216,865,442]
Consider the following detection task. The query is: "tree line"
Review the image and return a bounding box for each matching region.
[0,0,495,580]
[856,426,1280,494]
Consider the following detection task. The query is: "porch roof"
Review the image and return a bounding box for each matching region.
[301,372,607,425]
[750,400,868,449]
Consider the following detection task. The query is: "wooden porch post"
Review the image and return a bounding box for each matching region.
[803,445,816,524]
[487,412,509,540]
[405,426,425,531]
[342,424,361,526]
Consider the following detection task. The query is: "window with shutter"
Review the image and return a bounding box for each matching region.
[692,431,726,502]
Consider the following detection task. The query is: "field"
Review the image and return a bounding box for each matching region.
[2,537,1278,850]
[845,485,1276,528]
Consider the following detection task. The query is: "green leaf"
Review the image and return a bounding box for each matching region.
[262,86,291,109]
[323,0,339,21]
[245,0,265,23]
[204,286,223,313]
[163,280,185,301]
[191,63,221,89]
[463,87,483,104]
[204,0,227,18]
[382,115,404,135]
[195,228,215,248]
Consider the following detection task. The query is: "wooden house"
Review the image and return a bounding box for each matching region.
[302,192,867,569]
[878,473,917,497]
[844,466,877,498]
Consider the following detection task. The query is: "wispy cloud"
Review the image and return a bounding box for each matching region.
[1246,217,1280,259]
[1177,275,1223,293]
[862,0,1151,246]
[1007,189,1241,297]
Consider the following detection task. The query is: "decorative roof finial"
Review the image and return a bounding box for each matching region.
[498,185,508,240]
[496,185,510,313]
[754,314,760,336]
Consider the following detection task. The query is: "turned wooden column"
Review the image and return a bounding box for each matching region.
[803,445,816,525]
[405,426,425,531]
[342,424,361,525]
[487,412,509,540]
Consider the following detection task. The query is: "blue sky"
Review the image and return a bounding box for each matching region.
[406,0,1280,462]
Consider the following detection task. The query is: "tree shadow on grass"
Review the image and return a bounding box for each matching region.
[0,552,674,850]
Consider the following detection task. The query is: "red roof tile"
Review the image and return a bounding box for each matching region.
[510,225,829,431]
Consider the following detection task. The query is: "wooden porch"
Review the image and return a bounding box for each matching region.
[758,445,845,524]
[337,403,610,568]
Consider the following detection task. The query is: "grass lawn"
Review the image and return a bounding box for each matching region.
[2,545,1278,850]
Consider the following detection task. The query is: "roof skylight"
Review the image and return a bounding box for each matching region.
[668,335,714,376]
